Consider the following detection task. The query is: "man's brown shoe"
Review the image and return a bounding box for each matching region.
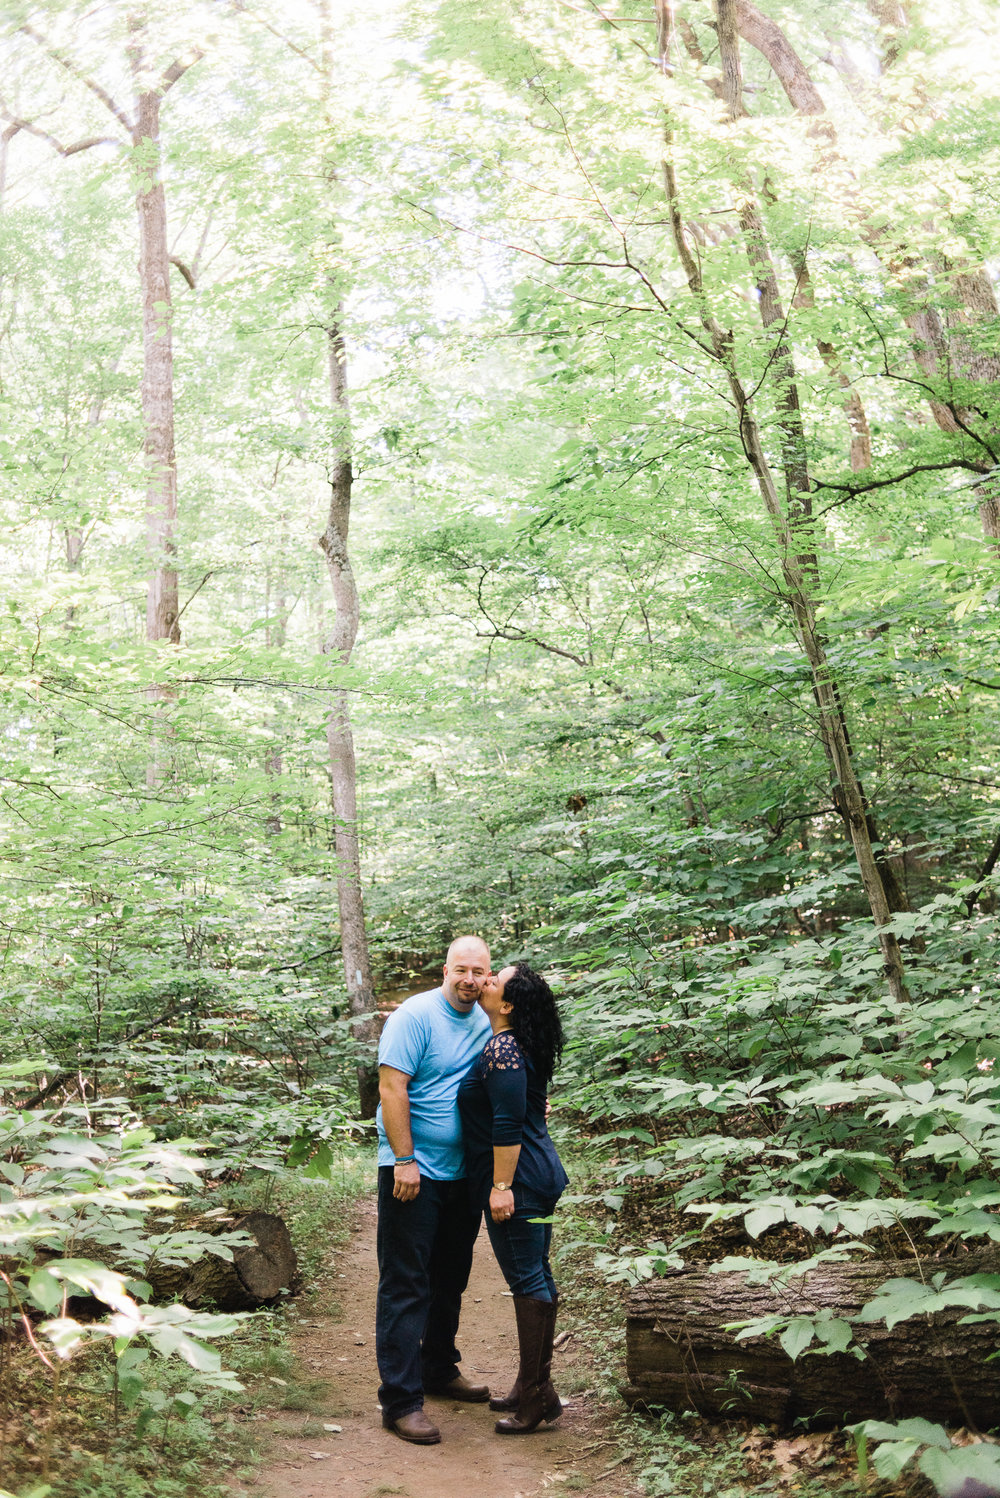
[425,1373,490,1402]
[382,1408,441,1444]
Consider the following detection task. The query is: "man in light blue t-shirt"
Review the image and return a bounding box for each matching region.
[375,935,492,1445]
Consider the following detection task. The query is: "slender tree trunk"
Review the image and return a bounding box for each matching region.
[264,542,287,836]
[9,20,199,776]
[674,13,872,473]
[64,357,121,598]
[129,33,180,789]
[131,80,179,647]
[318,0,378,1115]
[790,253,872,472]
[319,319,379,1116]
[656,0,910,1000]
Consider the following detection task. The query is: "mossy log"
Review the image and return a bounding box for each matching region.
[143,1211,298,1312]
[624,1252,1000,1427]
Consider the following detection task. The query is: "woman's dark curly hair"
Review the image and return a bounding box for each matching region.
[503,962,563,1084]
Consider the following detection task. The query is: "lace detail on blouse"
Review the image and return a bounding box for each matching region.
[482,1031,524,1074]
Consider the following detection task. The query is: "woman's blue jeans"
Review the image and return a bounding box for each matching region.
[485,1193,558,1300]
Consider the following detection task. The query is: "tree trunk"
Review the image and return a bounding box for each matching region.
[624,1253,1000,1428]
[264,542,288,835]
[316,7,379,1115]
[131,79,179,648]
[141,1212,298,1311]
[319,316,379,1118]
[129,34,181,790]
[790,252,872,474]
[658,5,911,999]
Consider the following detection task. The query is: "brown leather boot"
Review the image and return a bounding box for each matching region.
[488,1375,521,1414]
[536,1295,562,1423]
[425,1372,490,1402]
[495,1296,562,1434]
[490,1292,560,1418]
[382,1407,441,1444]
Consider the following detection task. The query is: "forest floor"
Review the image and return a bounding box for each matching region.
[241,1197,643,1498]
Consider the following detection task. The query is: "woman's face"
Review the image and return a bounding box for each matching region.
[479,964,516,1022]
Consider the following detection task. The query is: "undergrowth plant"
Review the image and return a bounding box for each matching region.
[0,1065,251,1482]
[544,842,1000,1498]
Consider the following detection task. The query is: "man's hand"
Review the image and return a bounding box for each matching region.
[393,1161,420,1202]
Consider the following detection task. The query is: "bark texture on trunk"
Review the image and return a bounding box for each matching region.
[624,1254,1000,1428]
[317,0,378,1116]
[319,316,379,1119]
[132,82,179,647]
[264,549,287,835]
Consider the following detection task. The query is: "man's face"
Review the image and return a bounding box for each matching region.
[441,942,490,1012]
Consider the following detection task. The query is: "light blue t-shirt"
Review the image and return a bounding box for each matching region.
[376,987,491,1180]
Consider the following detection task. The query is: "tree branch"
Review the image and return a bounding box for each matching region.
[226,0,323,74]
[169,255,197,290]
[175,570,213,621]
[264,946,340,974]
[734,0,827,115]
[0,96,120,155]
[160,50,206,96]
[813,459,990,512]
[475,626,589,670]
[19,24,134,134]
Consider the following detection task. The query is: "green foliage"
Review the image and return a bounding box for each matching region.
[2,0,1000,1489]
[850,1417,1000,1493]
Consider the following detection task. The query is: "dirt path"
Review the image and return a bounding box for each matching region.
[249,1200,642,1498]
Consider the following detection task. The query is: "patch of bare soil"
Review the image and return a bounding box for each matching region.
[246,1200,641,1498]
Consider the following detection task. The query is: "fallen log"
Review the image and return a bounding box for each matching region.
[142,1211,299,1312]
[624,1251,1000,1427]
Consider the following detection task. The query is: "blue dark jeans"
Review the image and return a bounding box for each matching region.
[375,1167,483,1420]
[484,1193,558,1300]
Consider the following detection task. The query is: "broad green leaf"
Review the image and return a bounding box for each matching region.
[743,1201,790,1239]
[779,1317,819,1360]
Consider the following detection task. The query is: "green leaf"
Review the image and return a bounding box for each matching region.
[812,1317,855,1355]
[779,1317,818,1360]
[27,1269,64,1315]
[857,1279,937,1329]
[919,1442,1000,1492]
[872,1439,923,1481]
[743,1201,789,1239]
[842,1161,882,1195]
[301,1142,335,1180]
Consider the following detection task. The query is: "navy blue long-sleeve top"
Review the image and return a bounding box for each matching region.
[457,1030,569,1210]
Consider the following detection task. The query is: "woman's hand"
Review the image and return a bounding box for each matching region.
[490,1186,515,1224]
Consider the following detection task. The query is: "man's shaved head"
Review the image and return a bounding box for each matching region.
[441,935,491,1012]
[446,934,491,966]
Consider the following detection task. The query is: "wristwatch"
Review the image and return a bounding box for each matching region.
[492,1181,509,1191]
